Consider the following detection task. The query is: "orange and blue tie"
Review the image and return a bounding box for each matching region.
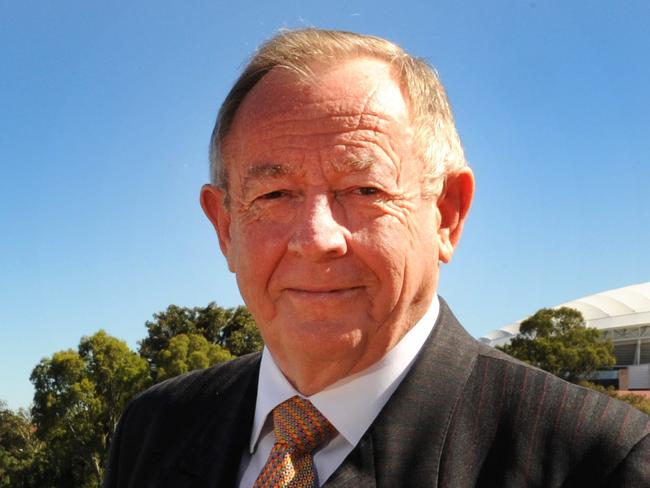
[253,396,336,488]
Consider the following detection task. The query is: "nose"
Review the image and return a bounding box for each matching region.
[287,193,348,260]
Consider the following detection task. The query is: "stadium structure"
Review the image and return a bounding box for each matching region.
[480,282,650,389]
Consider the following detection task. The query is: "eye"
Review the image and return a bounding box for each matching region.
[259,190,287,200]
[354,187,380,196]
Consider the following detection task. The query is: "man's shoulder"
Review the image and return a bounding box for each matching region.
[474,338,648,421]
[436,299,648,429]
[127,351,261,413]
[103,353,261,487]
[110,352,261,459]
[470,339,649,451]
[438,324,649,485]
[438,303,649,446]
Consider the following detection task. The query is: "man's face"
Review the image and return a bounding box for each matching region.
[202,58,468,387]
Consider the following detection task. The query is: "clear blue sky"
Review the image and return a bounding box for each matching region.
[1,1,649,410]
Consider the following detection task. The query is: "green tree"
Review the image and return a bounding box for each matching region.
[30,331,150,487]
[0,401,46,488]
[156,333,233,381]
[139,303,263,381]
[497,307,616,382]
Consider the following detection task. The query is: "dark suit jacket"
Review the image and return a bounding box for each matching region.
[103,300,650,487]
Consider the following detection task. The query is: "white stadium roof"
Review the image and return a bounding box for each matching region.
[480,282,650,347]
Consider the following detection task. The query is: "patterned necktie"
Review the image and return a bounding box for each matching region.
[253,396,336,488]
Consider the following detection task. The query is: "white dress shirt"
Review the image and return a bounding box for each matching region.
[238,296,439,487]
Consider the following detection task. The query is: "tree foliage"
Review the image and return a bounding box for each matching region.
[4,302,261,486]
[0,401,46,488]
[156,333,233,381]
[139,303,263,381]
[29,331,150,487]
[497,307,616,382]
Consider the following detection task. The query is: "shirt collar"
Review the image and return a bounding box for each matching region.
[249,295,439,453]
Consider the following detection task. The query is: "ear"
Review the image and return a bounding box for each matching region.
[436,168,475,263]
[200,184,236,272]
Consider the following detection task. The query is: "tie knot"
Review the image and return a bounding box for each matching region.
[273,396,336,454]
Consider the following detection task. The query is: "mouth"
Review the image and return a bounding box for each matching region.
[284,286,364,297]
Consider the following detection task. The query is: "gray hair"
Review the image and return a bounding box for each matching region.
[209,28,467,199]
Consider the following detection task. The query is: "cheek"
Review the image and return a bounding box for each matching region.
[354,208,427,259]
[353,222,407,295]
[353,211,436,286]
[230,221,289,313]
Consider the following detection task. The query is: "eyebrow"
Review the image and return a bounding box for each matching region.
[241,163,291,189]
[242,158,376,186]
[245,163,291,179]
[332,158,375,172]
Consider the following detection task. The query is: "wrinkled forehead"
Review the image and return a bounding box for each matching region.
[227,57,412,142]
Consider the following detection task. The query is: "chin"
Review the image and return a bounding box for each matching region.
[275,319,366,357]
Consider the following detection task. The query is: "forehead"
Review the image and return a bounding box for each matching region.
[222,57,414,167]
[239,57,408,122]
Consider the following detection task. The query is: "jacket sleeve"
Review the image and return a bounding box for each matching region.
[606,432,650,488]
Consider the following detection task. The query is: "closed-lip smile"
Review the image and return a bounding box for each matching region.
[284,286,363,295]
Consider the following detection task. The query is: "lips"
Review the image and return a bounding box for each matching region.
[285,286,363,294]
[282,286,364,300]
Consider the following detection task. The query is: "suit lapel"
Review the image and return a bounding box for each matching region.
[164,355,261,487]
[326,299,478,488]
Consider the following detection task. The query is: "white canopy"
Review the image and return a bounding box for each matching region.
[480,282,650,347]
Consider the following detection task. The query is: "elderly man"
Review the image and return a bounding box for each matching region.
[104,29,649,487]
